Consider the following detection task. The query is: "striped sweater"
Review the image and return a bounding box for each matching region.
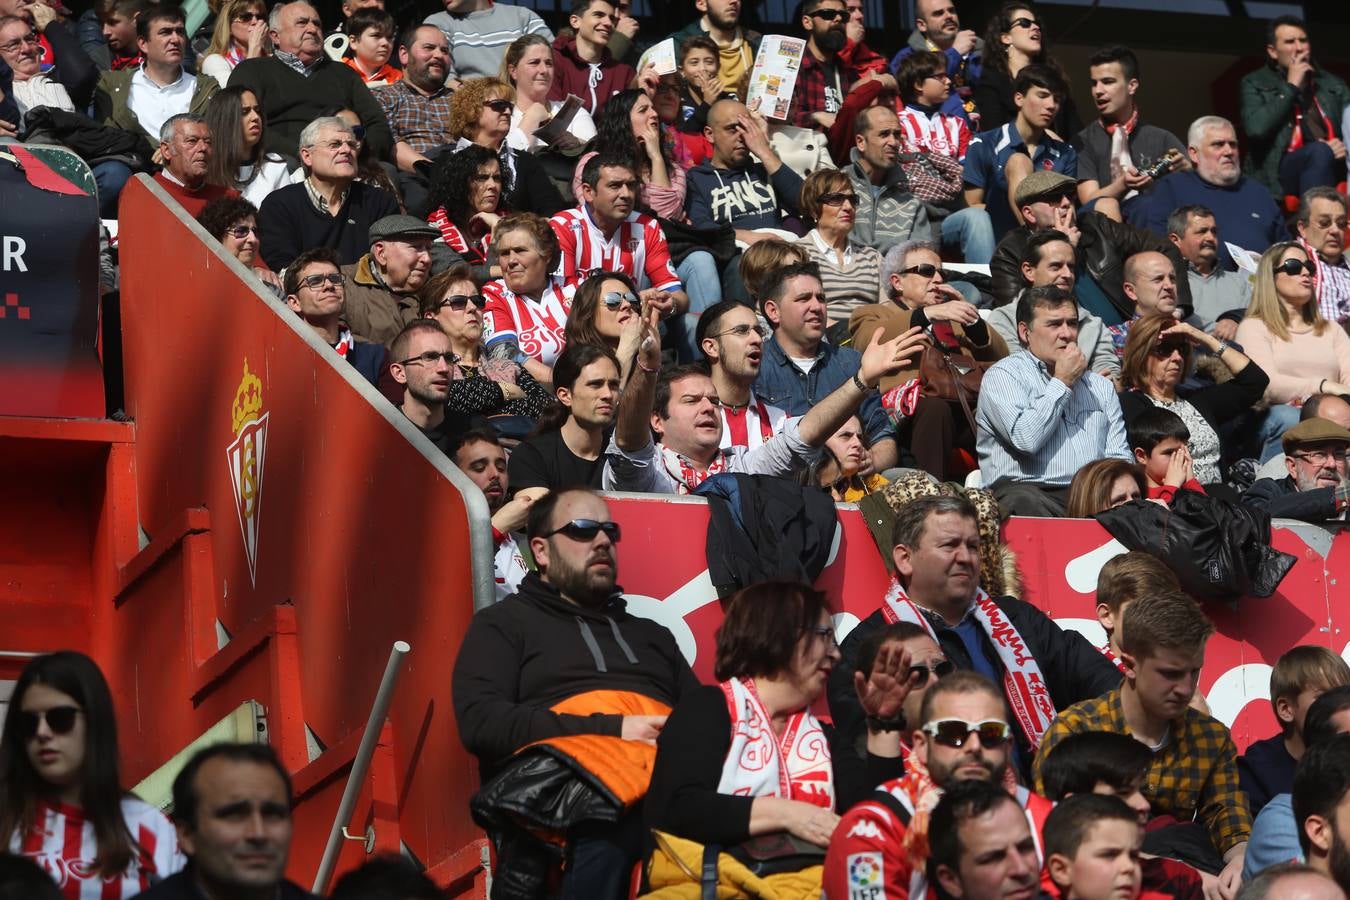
[796,231,884,329]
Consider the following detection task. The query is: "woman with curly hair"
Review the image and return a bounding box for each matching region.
[426,144,510,277]
[1065,458,1145,517]
[971,3,1079,136]
[205,85,292,207]
[198,0,268,88]
[442,77,566,218]
[196,196,284,296]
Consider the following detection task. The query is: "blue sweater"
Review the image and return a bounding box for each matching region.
[686,161,804,231]
[1141,171,1285,271]
[1238,733,1297,817]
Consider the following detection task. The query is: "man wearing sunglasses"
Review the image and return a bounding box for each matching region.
[695,300,787,451]
[1244,418,1350,523]
[284,246,387,385]
[786,0,856,131]
[824,671,1052,900]
[339,214,440,348]
[453,488,698,899]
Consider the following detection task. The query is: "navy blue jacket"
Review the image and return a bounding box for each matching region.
[1141,171,1285,270]
[1239,733,1297,816]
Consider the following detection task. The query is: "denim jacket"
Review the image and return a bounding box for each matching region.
[752,336,894,446]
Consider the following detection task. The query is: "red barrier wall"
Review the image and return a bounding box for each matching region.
[112,177,495,892]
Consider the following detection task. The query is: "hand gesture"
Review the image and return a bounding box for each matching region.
[853,642,919,722]
[621,714,668,744]
[635,300,663,373]
[692,71,724,105]
[30,1,55,31]
[1287,51,1313,88]
[845,18,864,43]
[1325,138,1348,161]
[1210,319,1238,342]
[639,288,675,319]
[246,18,268,57]
[1122,166,1153,191]
[1054,343,1088,386]
[738,111,773,159]
[953,29,978,56]
[1163,444,1193,489]
[616,12,640,38]
[637,61,660,96]
[1158,321,1204,346]
[491,487,546,534]
[637,117,662,159]
[925,294,980,326]
[1051,204,1081,246]
[785,802,842,848]
[518,100,551,133]
[859,326,927,387]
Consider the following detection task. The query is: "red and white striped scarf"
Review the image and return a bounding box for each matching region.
[658,444,727,494]
[717,676,835,809]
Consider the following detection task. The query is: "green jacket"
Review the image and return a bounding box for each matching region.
[1239,62,1350,197]
[94,67,219,157]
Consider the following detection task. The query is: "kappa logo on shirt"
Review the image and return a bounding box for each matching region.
[846,818,883,839]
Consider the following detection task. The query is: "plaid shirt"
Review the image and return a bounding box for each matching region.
[1317,256,1350,324]
[786,50,857,129]
[373,79,454,155]
[1032,687,1251,854]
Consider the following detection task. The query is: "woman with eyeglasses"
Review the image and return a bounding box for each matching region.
[204,86,293,208]
[482,213,578,384]
[1,652,184,899]
[419,263,551,425]
[426,145,508,281]
[795,169,883,335]
[971,3,1079,137]
[1118,313,1265,483]
[500,34,596,157]
[1065,458,1147,517]
[198,0,269,88]
[809,414,889,501]
[444,77,567,218]
[196,196,285,297]
[1236,242,1350,461]
[645,581,914,893]
[563,271,646,384]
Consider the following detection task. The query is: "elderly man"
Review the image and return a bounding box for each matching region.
[1244,419,1350,523]
[1168,204,1251,339]
[978,284,1132,516]
[372,24,452,215]
[228,0,391,160]
[340,214,437,348]
[1,0,97,110]
[1142,116,1285,270]
[258,116,399,271]
[152,113,238,216]
[1296,188,1350,324]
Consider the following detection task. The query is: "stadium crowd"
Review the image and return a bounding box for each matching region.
[4,0,1350,895]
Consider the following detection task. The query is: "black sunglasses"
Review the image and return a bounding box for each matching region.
[922,717,1012,748]
[18,706,83,739]
[602,290,640,311]
[545,518,622,542]
[1009,15,1038,28]
[902,263,940,278]
[907,659,955,684]
[439,294,487,310]
[1150,340,1190,358]
[234,10,262,21]
[810,8,846,20]
[484,98,514,114]
[1276,258,1315,276]
[820,192,858,207]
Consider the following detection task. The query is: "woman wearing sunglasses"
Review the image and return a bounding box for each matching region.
[196,196,285,298]
[795,169,883,336]
[972,3,1079,137]
[205,86,293,209]
[427,145,510,280]
[445,77,567,219]
[501,34,596,157]
[562,271,646,384]
[198,0,269,89]
[1236,242,1350,462]
[419,263,551,424]
[645,581,915,894]
[1,652,184,898]
[1118,313,1265,484]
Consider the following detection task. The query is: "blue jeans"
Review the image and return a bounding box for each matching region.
[1279,141,1339,197]
[559,812,644,900]
[940,206,996,264]
[1255,402,1301,463]
[92,161,133,219]
[673,250,722,361]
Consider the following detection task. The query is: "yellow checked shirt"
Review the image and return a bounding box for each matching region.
[1032,687,1252,854]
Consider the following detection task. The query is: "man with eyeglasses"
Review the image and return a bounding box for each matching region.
[151,112,237,216]
[1244,419,1350,523]
[387,319,461,452]
[1294,188,1350,325]
[824,670,1054,900]
[0,0,98,112]
[695,300,787,451]
[227,0,391,161]
[282,246,386,385]
[1035,592,1251,900]
[258,116,399,271]
[453,487,698,899]
[550,0,633,115]
[339,214,439,348]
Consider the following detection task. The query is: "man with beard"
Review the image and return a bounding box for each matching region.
[450,427,548,602]
[509,344,621,491]
[373,25,453,217]
[1141,117,1283,271]
[1035,592,1251,900]
[785,0,892,131]
[389,319,458,452]
[824,671,1051,900]
[452,488,698,899]
[1244,419,1350,522]
[1167,205,1250,340]
[1293,735,1350,895]
[152,113,237,216]
[284,246,386,385]
[696,300,787,451]
[340,215,437,348]
[1295,188,1350,325]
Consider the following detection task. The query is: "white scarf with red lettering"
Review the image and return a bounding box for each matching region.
[658,444,728,494]
[717,677,835,809]
[879,578,1055,748]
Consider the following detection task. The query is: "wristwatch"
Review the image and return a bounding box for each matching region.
[866,715,906,733]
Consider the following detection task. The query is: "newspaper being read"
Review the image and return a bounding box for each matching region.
[745,35,806,122]
[532,94,587,154]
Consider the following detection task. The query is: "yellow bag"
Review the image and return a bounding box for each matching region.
[640,831,823,900]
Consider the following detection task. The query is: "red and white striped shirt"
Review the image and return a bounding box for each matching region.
[12,797,184,900]
[718,394,789,451]
[549,205,682,293]
[482,276,578,366]
[897,106,973,161]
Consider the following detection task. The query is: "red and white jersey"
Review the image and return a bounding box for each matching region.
[897,106,972,161]
[426,206,490,263]
[549,205,682,293]
[12,797,185,900]
[482,276,578,366]
[718,393,789,451]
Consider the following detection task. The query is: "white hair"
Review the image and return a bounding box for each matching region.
[298,116,355,152]
[159,113,206,145]
[881,240,940,297]
[268,0,315,32]
[1187,115,1234,150]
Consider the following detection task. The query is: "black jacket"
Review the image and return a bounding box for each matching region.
[257,180,400,271]
[45,20,99,111]
[990,211,1193,316]
[827,595,1122,779]
[136,871,318,900]
[1242,476,1340,522]
[21,106,150,169]
[452,572,699,775]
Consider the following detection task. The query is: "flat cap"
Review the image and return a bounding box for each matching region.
[369,214,439,244]
[1282,418,1350,453]
[1013,171,1078,207]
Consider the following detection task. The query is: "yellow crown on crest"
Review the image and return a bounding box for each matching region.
[231,359,264,434]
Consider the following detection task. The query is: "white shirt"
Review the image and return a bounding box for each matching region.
[12,73,75,130]
[507,99,596,155]
[128,65,196,143]
[237,155,295,208]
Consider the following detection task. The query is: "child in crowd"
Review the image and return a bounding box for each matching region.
[675,36,737,135]
[1128,406,1205,504]
[1045,794,1147,900]
[342,9,402,85]
[1239,645,1350,815]
[1094,551,1180,670]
